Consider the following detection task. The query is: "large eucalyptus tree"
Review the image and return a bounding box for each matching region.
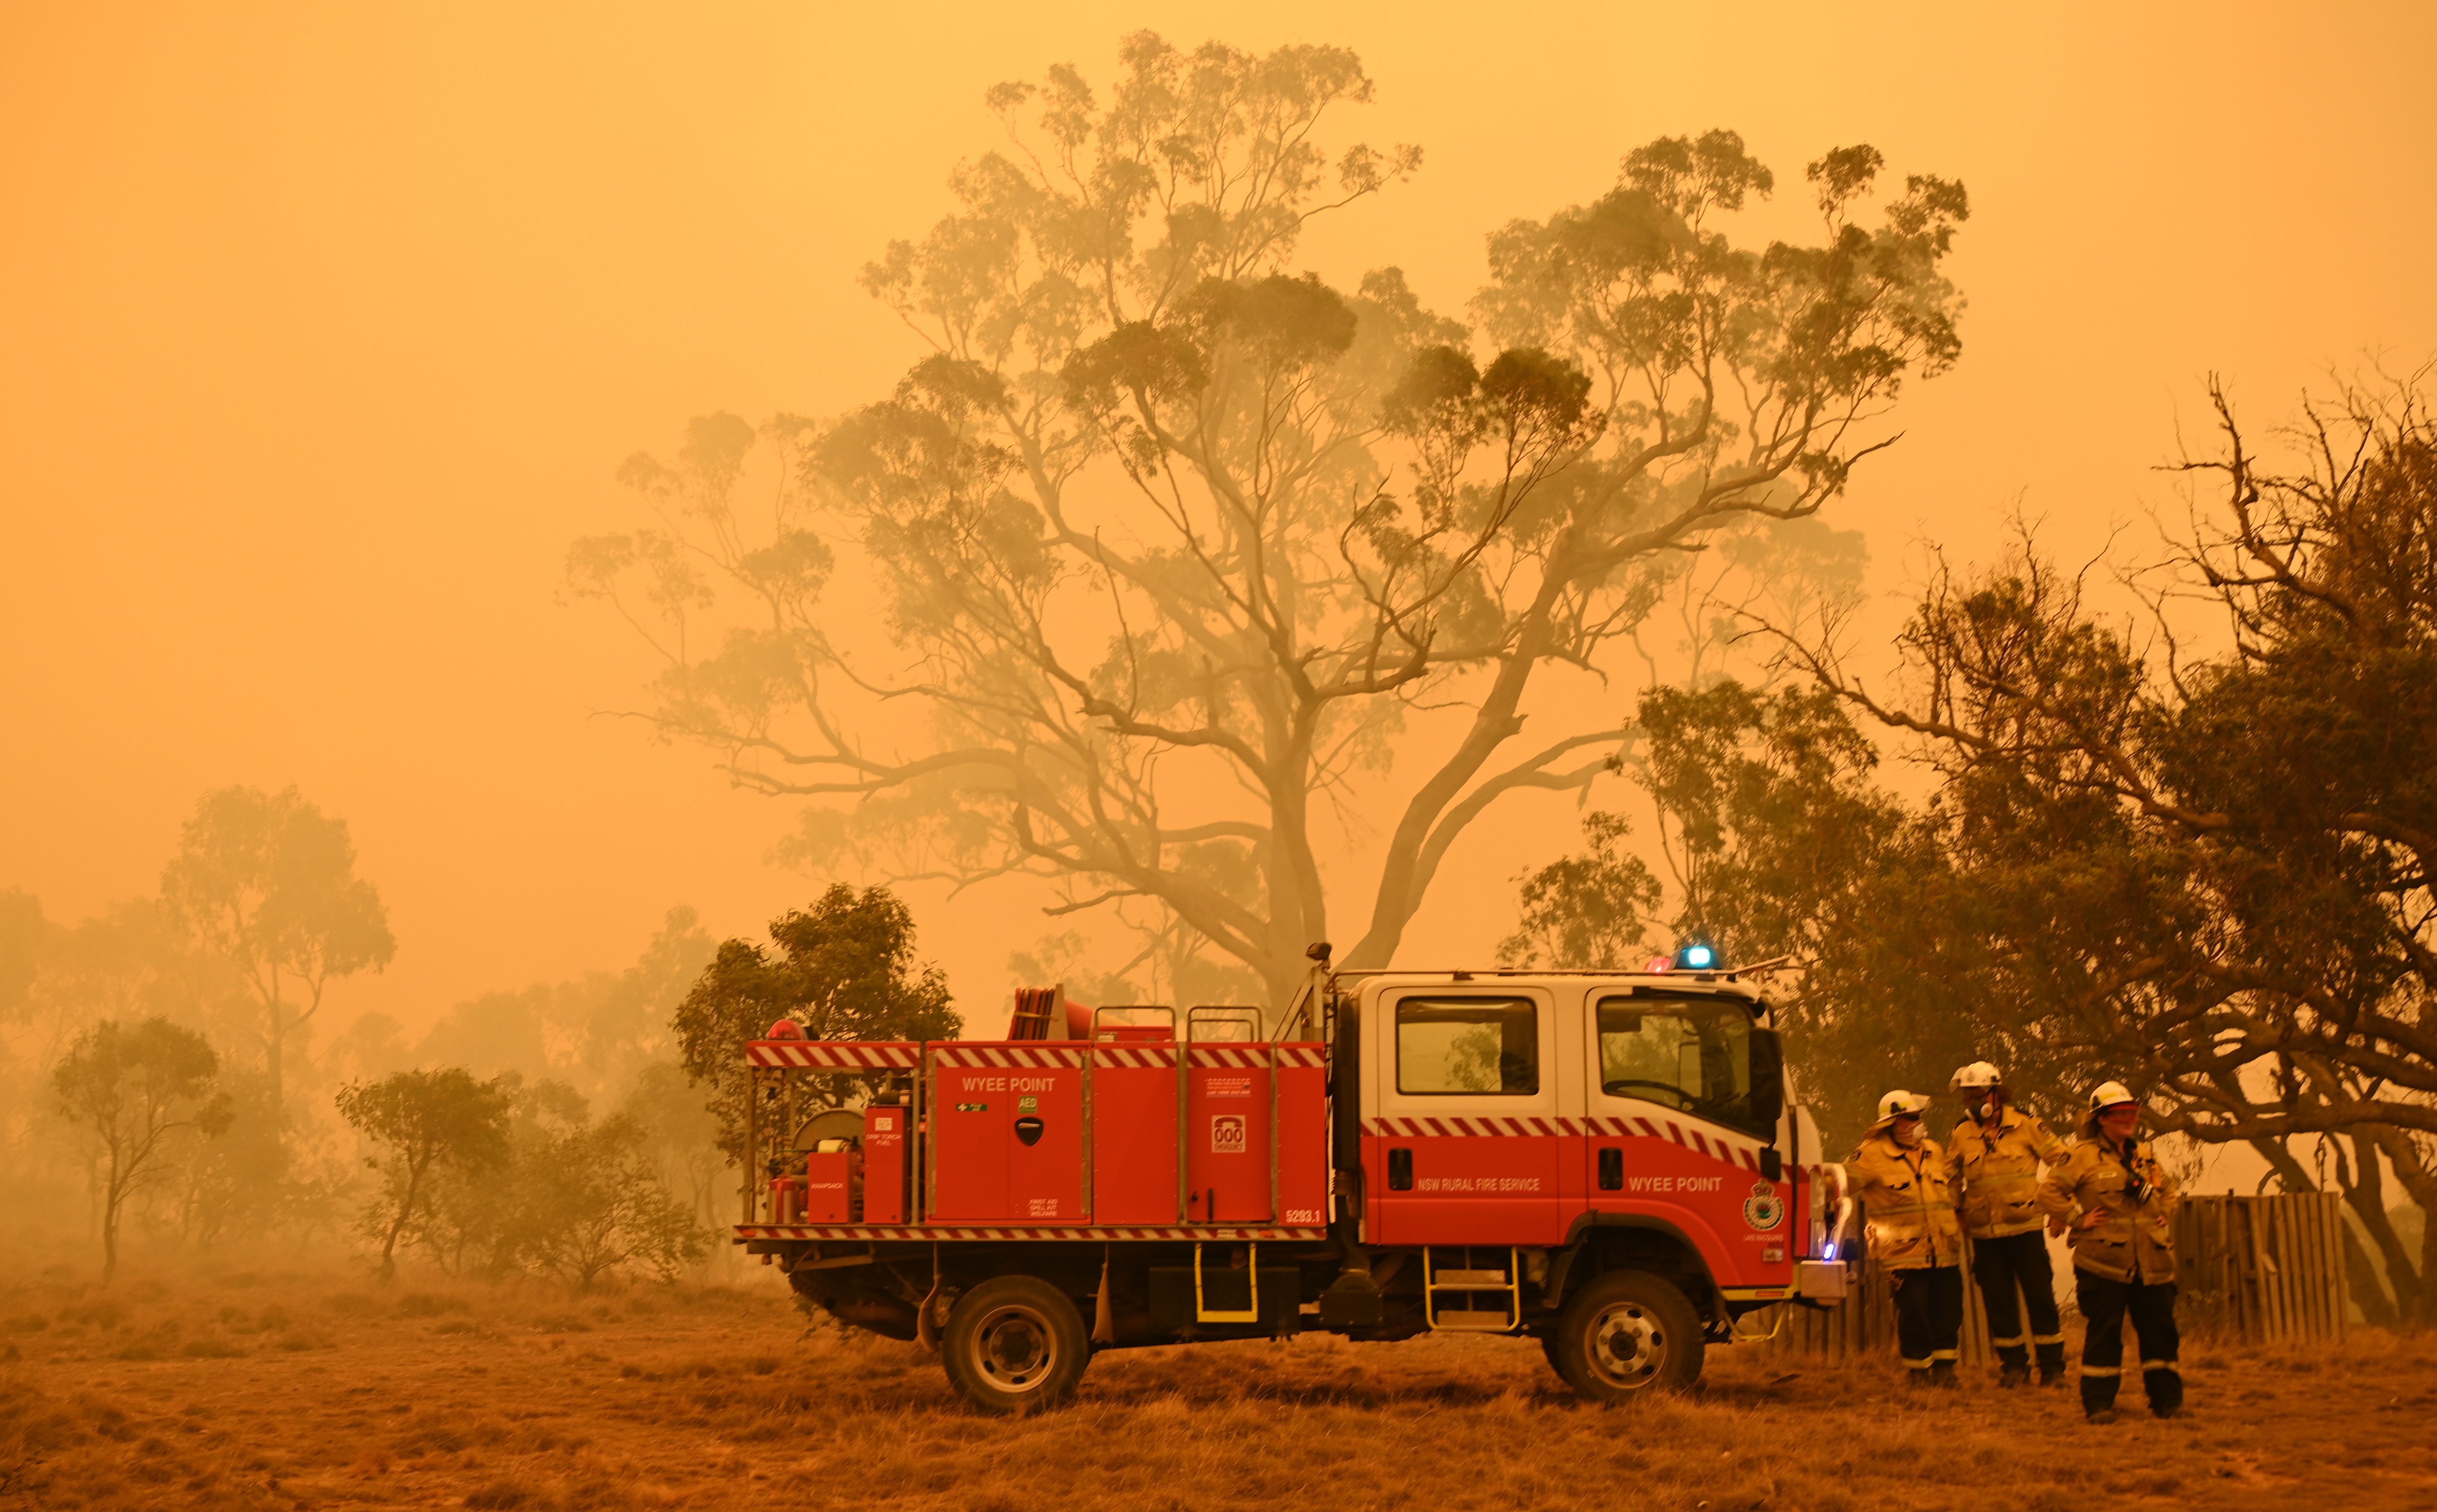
[573,33,1969,1003]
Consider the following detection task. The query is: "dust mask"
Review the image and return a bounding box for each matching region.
[1893,1120,1925,1148]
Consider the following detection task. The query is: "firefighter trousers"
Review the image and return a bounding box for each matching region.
[2074,1271,2181,1416]
[1891,1264,1962,1371]
[1972,1231,2064,1373]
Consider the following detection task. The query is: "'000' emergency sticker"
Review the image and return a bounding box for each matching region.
[1210,1113,1247,1153]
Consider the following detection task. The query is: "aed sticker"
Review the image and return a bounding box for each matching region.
[1743,1179,1786,1232]
[955,1101,988,1113]
[1017,1095,1038,1113]
[1210,1113,1248,1154]
[1205,1075,1254,1099]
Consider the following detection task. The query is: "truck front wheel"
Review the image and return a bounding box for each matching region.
[940,1275,1090,1415]
[1549,1271,1703,1402]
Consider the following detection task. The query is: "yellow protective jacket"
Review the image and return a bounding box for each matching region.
[1844,1131,1964,1271]
[2037,1135,2180,1284]
[1946,1105,2068,1240]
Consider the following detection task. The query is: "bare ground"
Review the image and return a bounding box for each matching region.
[2,1262,2432,1512]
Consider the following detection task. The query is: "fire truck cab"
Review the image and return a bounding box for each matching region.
[738,955,1851,1414]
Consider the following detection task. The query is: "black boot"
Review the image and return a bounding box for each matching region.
[1930,1360,1960,1390]
[2081,1372,2121,1423]
[1907,1367,1932,1389]
[2146,1364,2185,1419]
[2035,1342,2067,1387]
[1998,1361,2031,1388]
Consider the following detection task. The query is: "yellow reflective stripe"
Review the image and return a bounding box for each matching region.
[2080,1365,2121,1377]
[1990,1334,2027,1347]
[1901,1355,1932,1368]
[1931,1349,1959,1362]
[2140,1360,2176,1371]
[2033,1333,2065,1345]
[1974,1171,2042,1190]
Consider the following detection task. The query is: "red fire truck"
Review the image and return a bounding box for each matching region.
[737,947,1852,1413]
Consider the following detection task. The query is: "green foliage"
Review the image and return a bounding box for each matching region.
[573,32,1969,1008]
[396,1076,708,1289]
[1513,378,2437,1308]
[511,1110,709,1291]
[51,1017,232,1280]
[673,884,959,1164]
[337,1066,513,1278]
[1497,813,1662,970]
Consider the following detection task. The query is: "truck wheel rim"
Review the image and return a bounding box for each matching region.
[969,1303,1058,1394]
[1587,1302,1665,1389]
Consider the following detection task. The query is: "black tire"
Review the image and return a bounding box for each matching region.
[939,1274,1091,1416]
[1539,1330,1565,1378]
[1549,1270,1704,1403]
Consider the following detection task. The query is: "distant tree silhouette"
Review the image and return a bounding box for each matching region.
[162,785,394,1122]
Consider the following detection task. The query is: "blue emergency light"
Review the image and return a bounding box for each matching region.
[1674,941,1718,971]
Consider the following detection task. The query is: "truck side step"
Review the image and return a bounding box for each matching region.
[1423,1247,1521,1333]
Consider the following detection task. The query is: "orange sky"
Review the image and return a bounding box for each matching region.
[4,1,2433,1039]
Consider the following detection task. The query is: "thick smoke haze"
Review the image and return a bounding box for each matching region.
[4,1,2433,1047]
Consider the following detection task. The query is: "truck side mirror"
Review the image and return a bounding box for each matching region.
[1748,1028,1786,1131]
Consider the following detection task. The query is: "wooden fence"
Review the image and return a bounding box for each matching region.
[1746,1190,2349,1358]
[2173,1192,2348,1344]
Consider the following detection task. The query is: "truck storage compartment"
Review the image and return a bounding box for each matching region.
[1275,1043,1329,1227]
[1091,1039,1178,1223]
[801,1150,853,1223]
[861,1104,909,1224]
[926,1044,1084,1223]
[1185,1043,1271,1222]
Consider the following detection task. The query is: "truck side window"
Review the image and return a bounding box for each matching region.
[1395,997,1538,1095]
[1595,995,1759,1133]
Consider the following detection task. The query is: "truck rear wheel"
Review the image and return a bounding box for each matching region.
[940,1275,1090,1415]
[1550,1271,1703,1402]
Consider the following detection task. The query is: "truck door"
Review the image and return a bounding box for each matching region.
[1368,990,1562,1245]
[1581,991,1787,1287]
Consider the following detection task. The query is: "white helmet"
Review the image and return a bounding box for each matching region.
[1950,1061,2002,1091]
[1869,1089,1930,1131]
[2088,1080,2135,1113]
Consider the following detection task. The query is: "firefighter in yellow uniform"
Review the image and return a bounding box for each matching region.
[1946,1061,2069,1387]
[2038,1081,2183,1423]
[1845,1090,1965,1386]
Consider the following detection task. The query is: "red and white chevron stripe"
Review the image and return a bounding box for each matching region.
[749,1039,1325,1071]
[932,1044,1087,1069]
[747,1041,920,1069]
[1189,1045,1273,1068]
[1361,1113,1767,1172]
[1365,1115,1566,1138]
[1093,1045,1178,1069]
[736,1224,1329,1242]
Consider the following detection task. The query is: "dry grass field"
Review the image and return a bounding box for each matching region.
[3,1261,2433,1512]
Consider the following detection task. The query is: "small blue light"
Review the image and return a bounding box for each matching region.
[1683,944,1714,969]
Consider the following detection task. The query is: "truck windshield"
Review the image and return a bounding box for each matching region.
[1595,994,1763,1135]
